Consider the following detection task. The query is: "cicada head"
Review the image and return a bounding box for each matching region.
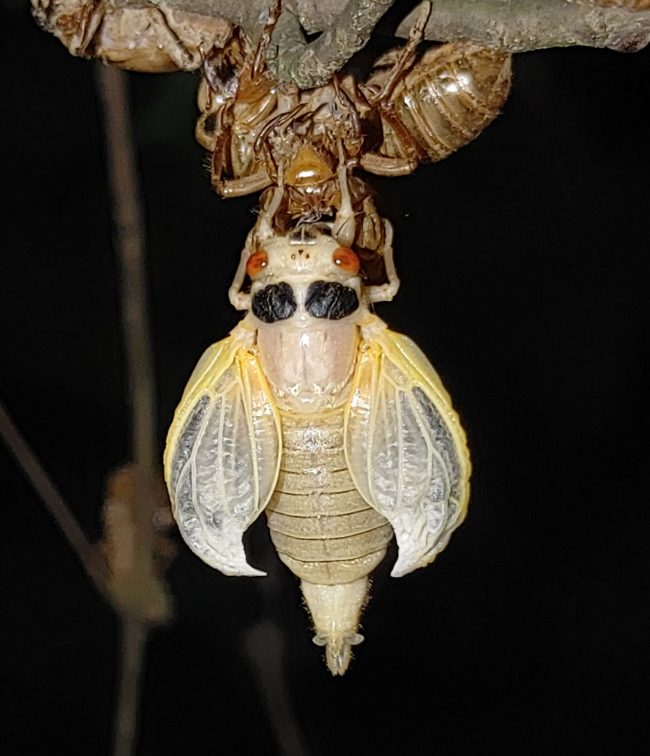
[249,227,361,286]
[245,227,364,327]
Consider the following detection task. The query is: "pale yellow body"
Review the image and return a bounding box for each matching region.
[164,229,471,674]
[266,407,393,586]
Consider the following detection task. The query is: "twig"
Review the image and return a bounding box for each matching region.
[243,618,312,756]
[96,64,158,550]
[269,0,396,88]
[95,62,161,756]
[112,617,149,756]
[0,400,108,595]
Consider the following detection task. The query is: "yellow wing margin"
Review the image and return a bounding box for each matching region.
[164,321,282,576]
[344,316,471,578]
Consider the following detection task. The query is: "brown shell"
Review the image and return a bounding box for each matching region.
[389,43,512,163]
[285,144,335,187]
[31,1,233,72]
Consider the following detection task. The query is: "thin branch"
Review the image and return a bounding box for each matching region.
[244,619,312,756]
[95,62,164,756]
[243,540,312,756]
[0,400,108,595]
[269,0,396,88]
[112,617,149,756]
[96,63,158,583]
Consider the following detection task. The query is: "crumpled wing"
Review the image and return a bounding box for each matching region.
[345,317,471,578]
[163,322,281,576]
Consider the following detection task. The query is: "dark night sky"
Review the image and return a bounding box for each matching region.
[2,2,649,755]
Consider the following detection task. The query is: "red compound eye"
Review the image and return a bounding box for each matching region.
[246,250,268,278]
[332,247,360,275]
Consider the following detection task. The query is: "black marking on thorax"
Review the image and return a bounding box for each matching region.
[252,283,297,323]
[252,281,359,323]
[305,281,359,320]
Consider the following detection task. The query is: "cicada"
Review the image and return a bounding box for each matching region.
[164,196,471,675]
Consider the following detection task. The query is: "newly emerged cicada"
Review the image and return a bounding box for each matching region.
[164,191,471,675]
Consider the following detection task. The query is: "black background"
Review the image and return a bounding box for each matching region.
[2,2,649,754]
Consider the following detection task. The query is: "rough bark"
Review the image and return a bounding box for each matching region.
[32,0,650,87]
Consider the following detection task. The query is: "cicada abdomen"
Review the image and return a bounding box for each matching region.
[265,407,394,674]
[360,43,512,175]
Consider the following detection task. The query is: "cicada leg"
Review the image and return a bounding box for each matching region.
[365,220,400,303]
[229,235,254,311]
[359,104,423,176]
[210,106,272,197]
[254,103,307,179]
[228,182,285,310]
[366,0,430,106]
[150,6,195,70]
[359,2,431,176]
[255,179,286,240]
[251,0,282,80]
[332,142,357,247]
[73,0,106,56]
[218,172,273,198]
[359,150,418,176]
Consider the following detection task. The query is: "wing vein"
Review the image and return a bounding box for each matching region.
[239,355,260,515]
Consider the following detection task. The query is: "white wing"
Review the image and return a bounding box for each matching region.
[164,322,281,576]
[345,317,471,577]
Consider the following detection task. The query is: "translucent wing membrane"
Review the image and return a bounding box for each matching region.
[164,323,281,576]
[345,318,471,577]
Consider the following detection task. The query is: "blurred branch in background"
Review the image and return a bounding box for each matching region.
[95,62,309,756]
[0,401,109,596]
[32,0,650,88]
[244,619,312,756]
[95,63,174,756]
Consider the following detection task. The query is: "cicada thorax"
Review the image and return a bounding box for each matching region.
[360,42,512,172]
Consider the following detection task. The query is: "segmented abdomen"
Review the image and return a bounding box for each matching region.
[265,407,393,586]
[390,43,512,162]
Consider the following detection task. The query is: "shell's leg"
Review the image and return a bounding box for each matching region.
[252,0,282,79]
[360,103,423,176]
[302,578,368,676]
[217,172,273,198]
[367,0,430,105]
[359,151,418,176]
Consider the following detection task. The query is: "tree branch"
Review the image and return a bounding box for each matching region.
[33,0,650,88]
[95,63,174,756]
[268,0,396,88]
[397,0,650,54]
[0,401,109,596]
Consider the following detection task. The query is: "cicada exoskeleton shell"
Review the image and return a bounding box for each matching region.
[361,42,512,173]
